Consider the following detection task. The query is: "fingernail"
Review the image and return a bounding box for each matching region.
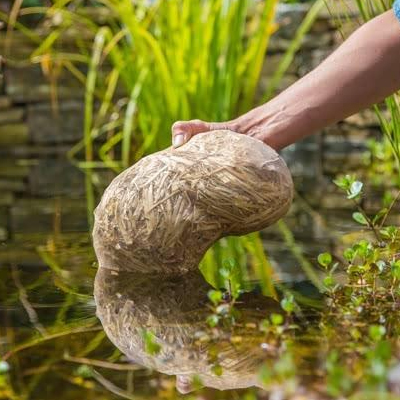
[173,134,184,148]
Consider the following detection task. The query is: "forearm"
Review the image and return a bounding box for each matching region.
[231,10,400,150]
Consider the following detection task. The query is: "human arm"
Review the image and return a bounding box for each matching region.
[172,7,400,151]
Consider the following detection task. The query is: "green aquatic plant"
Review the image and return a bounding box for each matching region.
[314,174,400,395]
[6,0,325,293]
[325,175,400,294]
[205,261,243,329]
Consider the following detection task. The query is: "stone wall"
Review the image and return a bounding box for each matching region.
[0,3,388,243]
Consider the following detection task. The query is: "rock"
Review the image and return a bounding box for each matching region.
[0,96,11,109]
[0,33,36,60]
[0,160,31,178]
[323,133,369,152]
[310,18,336,33]
[281,135,322,180]
[258,74,298,99]
[10,198,88,233]
[0,1,11,14]
[0,124,29,146]
[28,101,85,144]
[345,108,385,128]
[0,192,13,206]
[0,179,26,192]
[261,53,297,77]
[5,65,84,103]
[0,144,72,157]
[297,49,332,76]
[320,192,354,210]
[0,232,94,266]
[323,124,379,143]
[0,107,24,124]
[268,32,332,53]
[0,205,7,224]
[322,152,365,175]
[275,3,310,38]
[324,212,361,236]
[28,159,85,197]
[302,32,333,50]
[0,227,7,241]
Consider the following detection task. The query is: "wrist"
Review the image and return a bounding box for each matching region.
[230,99,318,150]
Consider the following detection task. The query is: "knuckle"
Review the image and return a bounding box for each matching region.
[172,121,184,130]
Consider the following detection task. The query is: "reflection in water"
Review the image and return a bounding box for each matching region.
[94,267,283,392]
[4,234,399,398]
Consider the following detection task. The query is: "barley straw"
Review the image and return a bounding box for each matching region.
[93,130,293,275]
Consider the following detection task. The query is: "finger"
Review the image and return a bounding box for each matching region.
[172,119,212,148]
[172,120,230,148]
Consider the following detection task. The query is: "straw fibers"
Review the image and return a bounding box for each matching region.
[93,130,293,274]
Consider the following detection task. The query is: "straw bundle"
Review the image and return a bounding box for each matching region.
[93,130,293,274]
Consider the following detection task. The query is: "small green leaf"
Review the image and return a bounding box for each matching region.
[333,175,353,191]
[374,340,392,361]
[270,313,284,326]
[281,295,295,314]
[352,212,368,225]
[206,314,219,328]
[75,365,93,378]
[368,325,386,342]
[323,275,335,288]
[380,226,398,240]
[391,260,400,279]
[372,208,388,225]
[343,248,355,262]
[208,290,223,306]
[383,190,394,207]
[318,252,332,268]
[219,268,231,279]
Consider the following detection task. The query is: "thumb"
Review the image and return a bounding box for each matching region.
[171,119,228,148]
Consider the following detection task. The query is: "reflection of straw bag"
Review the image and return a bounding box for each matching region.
[93,130,293,274]
[94,268,281,390]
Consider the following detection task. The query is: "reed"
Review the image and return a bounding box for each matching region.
[11,0,323,293]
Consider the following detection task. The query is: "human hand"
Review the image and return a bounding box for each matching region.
[171,119,235,148]
[171,101,298,151]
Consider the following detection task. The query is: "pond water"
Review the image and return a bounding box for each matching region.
[1,220,400,399]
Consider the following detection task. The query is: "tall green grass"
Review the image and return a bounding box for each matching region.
[11,0,324,295]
